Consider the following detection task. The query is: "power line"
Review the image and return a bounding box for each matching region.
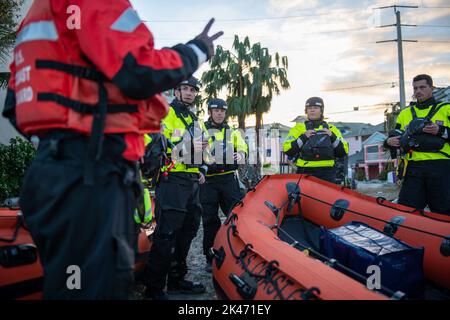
[322,82,397,92]
[327,104,396,115]
[375,5,418,110]
[142,9,362,23]
[153,27,369,41]
[142,5,450,23]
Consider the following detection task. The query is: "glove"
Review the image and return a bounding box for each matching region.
[199,165,208,176]
[187,18,223,61]
[438,125,448,139]
[298,134,308,145]
[330,132,337,143]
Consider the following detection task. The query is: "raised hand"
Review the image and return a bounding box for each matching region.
[192,18,224,60]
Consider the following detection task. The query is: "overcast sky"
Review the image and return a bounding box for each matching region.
[131,0,450,126]
[2,1,449,129]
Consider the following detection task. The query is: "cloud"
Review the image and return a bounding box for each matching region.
[268,0,319,11]
[131,0,450,126]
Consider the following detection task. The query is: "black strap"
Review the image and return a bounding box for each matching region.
[438,151,450,158]
[173,106,196,139]
[35,60,137,185]
[36,60,104,81]
[305,121,329,131]
[410,103,444,121]
[83,80,108,185]
[37,93,138,114]
[427,103,445,120]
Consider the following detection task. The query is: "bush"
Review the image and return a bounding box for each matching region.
[0,137,36,202]
[355,169,365,181]
[378,170,388,181]
[385,162,395,172]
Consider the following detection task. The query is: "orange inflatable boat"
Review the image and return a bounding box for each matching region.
[212,174,450,300]
[0,199,153,300]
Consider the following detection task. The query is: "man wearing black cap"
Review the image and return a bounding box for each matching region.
[283,97,348,183]
[144,76,209,300]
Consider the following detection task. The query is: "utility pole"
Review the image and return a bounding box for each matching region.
[376,5,418,109]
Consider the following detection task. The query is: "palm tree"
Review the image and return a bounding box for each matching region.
[202,35,290,185]
[248,43,289,168]
[0,0,23,88]
[202,36,252,129]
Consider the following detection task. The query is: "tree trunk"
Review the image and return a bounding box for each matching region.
[250,111,263,186]
[255,111,262,167]
[238,115,246,130]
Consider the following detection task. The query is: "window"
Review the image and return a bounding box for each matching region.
[367,146,378,153]
[266,149,272,157]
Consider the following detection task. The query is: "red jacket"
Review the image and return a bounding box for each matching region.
[3,0,205,160]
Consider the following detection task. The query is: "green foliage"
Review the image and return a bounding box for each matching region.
[384,103,401,132]
[0,137,36,202]
[201,35,290,130]
[385,162,395,172]
[378,170,388,181]
[355,169,365,181]
[0,0,23,88]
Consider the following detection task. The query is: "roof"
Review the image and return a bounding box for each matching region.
[245,123,292,133]
[362,131,387,146]
[291,115,307,123]
[359,122,386,137]
[433,86,450,103]
[348,150,364,166]
[332,122,385,138]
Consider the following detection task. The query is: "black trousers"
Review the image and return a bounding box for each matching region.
[200,173,242,261]
[146,173,201,290]
[19,132,139,299]
[296,166,337,184]
[398,160,450,215]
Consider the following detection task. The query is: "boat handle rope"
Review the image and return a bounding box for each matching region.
[275,223,404,299]
[281,175,449,239]
[298,190,448,240]
[225,218,320,300]
[253,181,406,298]
[376,197,450,223]
[0,213,24,243]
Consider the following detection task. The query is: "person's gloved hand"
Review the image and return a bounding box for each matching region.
[199,165,208,184]
[188,18,224,60]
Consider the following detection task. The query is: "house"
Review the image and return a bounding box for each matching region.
[333,122,386,157]
[433,86,450,103]
[357,131,396,180]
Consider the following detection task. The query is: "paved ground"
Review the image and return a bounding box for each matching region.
[355,180,400,201]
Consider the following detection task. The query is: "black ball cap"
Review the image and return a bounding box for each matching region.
[305,97,324,108]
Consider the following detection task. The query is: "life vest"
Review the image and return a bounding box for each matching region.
[163,100,208,173]
[142,133,169,181]
[400,104,448,156]
[134,187,153,225]
[205,121,239,175]
[12,0,168,138]
[300,121,334,161]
